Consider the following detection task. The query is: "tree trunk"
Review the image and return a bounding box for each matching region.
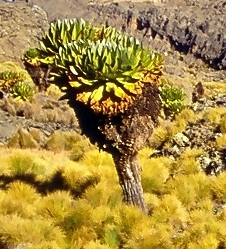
[23,62,51,91]
[66,84,160,213]
[113,152,148,213]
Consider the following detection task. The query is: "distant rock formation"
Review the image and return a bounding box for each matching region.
[0,1,48,64]
[137,0,226,69]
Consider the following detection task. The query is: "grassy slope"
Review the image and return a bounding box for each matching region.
[0,139,226,248]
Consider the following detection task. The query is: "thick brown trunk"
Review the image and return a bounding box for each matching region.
[24,62,51,91]
[113,152,148,214]
[66,84,160,213]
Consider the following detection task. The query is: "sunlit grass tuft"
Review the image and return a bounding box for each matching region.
[0,181,40,218]
[37,191,74,222]
[167,173,211,209]
[0,140,226,248]
[141,156,171,195]
[8,153,45,176]
[173,148,204,175]
[0,214,66,248]
[202,107,226,128]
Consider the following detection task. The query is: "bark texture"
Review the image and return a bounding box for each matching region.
[113,152,147,213]
[67,83,160,212]
[24,62,51,91]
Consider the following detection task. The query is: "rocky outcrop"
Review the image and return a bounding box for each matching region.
[0,1,48,64]
[137,0,226,69]
[0,93,79,145]
[150,93,226,176]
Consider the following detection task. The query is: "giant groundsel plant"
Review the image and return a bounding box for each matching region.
[22,18,123,90]
[23,18,164,213]
[53,38,163,115]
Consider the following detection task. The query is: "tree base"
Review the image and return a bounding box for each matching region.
[66,83,160,212]
[24,62,51,91]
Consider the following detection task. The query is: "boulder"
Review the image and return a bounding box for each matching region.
[0,1,48,64]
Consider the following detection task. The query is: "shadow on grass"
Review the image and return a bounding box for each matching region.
[0,170,100,198]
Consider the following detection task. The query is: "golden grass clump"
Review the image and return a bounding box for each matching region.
[202,81,226,96]
[210,171,226,202]
[151,194,189,226]
[166,173,211,209]
[82,240,112,249]
[8,152,45,176]
[172,148,204,175]
[7,128,40,149]
[45,131,89,152]
[174,207,226,249]
[0,214,67,248]
[149,109,194,149]
[69,138,94,162]
[202,107,226,127]
[219,115,226,133]
[174,108,201,124]
[120,205,174,249]
[0,181,40,218]
[83,181,122,208]
[45,84,64,99]
[0,142,226,248]
[37,191,74,223]
[216,134,226,149]
[141,156,171,195]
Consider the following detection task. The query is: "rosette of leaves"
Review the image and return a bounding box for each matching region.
[11,82,35,101]
[160,85,186,117]
[23,19,123,67]
[0,71,27,92]
[39,18,124,57]
[22,19,125,90]
[54,38,163,115]
[22,47,53,67]
[38,18,97,62]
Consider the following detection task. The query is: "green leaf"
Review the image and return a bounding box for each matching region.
[78,77,98,86]
[69,65,78,75]
[90,85,104,104]
[69,81,82,88]
[122,82,140,94]
[106,82,125,98]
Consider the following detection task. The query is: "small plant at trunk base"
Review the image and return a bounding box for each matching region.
[11,82,35,101]
[160,85,186,118]
[24,18,164,213]
[22,47,54,67]
[0,71,27,92]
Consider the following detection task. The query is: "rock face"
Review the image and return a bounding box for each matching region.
[137,0,226,69]
[0,1,48,64]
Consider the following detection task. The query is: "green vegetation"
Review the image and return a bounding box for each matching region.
[0,61,35,101]
[23,17,164,212]
[11,82,35,101]
[0,71,26,90]
[53,38,162,115]
[160,85,186,118]
[23,18,163,115]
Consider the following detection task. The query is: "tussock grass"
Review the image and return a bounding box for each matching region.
[0,61,33,83]
[149,108,196,149]
[202,81,226,96]
[203,107,226,127]
[0,142,226,248]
